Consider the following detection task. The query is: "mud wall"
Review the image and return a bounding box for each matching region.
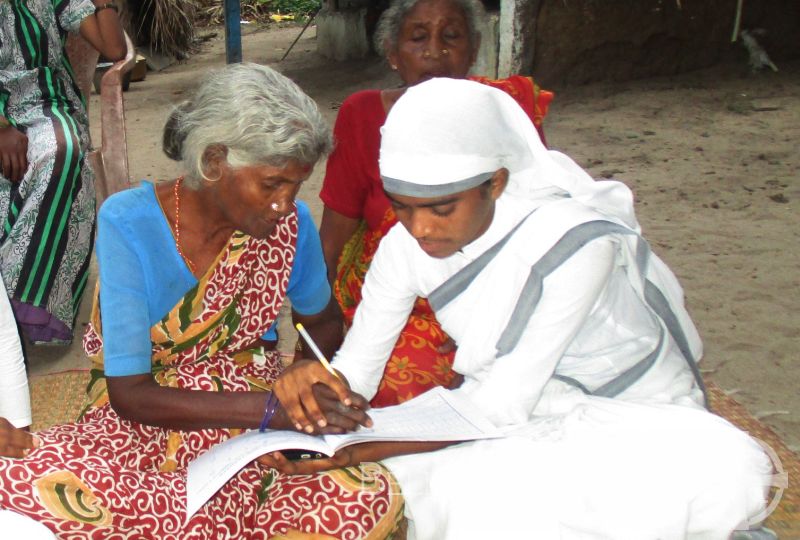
[528,0,799,86]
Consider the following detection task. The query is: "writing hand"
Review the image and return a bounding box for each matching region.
[0,418,39,458]
[0,126,29,183]
[274,359,371,435]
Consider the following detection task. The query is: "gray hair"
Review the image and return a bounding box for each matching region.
[166,62,332,187]
[373,0,484,58]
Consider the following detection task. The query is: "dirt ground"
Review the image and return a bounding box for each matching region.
[31,23,798,452]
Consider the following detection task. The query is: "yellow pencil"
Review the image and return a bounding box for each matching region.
[295,323,340,380]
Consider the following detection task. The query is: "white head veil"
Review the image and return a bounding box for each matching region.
[380,78,640,231]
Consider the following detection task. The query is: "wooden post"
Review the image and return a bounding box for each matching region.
[224,0,243,63]
[498,0,541,77]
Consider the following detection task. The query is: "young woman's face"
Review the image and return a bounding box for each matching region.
[386,170,507,258]
[213,158,313,239]
[388,0,478,86]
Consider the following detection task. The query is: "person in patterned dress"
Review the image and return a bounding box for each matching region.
[0,0,125,344]
[0,63,403,539]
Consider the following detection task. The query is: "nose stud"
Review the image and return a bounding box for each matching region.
[422,50,431,58]
[270,202,279,211]
[441,48,449,55]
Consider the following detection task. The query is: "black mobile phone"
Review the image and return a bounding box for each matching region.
[280,449,326,461]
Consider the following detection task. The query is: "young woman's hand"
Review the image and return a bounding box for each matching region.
[256,446,355,475]
[257,440,456,475]
[0,418,38,458]
[273,359,371,435]
[0,126,29,183]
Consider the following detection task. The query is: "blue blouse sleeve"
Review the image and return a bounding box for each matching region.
[261,201,331,341]
[96,196,155,377]
[288,201,332,314]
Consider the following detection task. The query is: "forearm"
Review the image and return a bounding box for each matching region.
[319,207,360,284]
[94,5,126,60]
[80,3,126,61]
[347,440,456,464]
[107,375,298,431]
[293,298,343,361]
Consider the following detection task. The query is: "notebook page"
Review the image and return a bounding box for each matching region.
[324,386,499,449]
[186,429,331,521]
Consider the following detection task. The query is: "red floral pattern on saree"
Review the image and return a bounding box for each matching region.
[0,210,403,539]
[469,75,553,145]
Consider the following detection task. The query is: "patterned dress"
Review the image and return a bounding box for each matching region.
[0,196,403,538]
[0,0,97,344]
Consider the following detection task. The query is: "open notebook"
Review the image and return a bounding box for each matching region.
[186,386,500,519]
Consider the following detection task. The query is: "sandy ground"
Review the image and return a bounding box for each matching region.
[29,24,799,451]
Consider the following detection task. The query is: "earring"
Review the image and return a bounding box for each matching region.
[441,48,449,55]
[390,64,398,70]
[270,202,280,211]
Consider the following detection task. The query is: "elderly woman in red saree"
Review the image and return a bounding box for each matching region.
[0,63,402,539]
[319,0,553,407]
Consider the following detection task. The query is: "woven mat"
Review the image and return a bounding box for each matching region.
[27,371,798,536]
[706,381,799,538]
[29,369,90,432]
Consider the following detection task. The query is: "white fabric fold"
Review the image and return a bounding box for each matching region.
[0,273,31,428]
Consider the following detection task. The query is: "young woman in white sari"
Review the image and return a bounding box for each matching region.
[267,78,772,539]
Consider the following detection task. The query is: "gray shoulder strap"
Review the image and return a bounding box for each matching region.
[495,220,632,355]
[428,209,537,312]
[428,218,708,407]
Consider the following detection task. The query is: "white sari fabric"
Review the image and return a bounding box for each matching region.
[0,510,55,539]
[332,79,771,539]
[0,270,30,427]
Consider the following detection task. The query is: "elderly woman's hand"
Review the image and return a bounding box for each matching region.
[274,359,372,435]
[0,418,38,458]
[0,125,29,183]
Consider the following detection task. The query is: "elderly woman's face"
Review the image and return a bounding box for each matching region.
[388,0,477,86]
[213,158,313,239]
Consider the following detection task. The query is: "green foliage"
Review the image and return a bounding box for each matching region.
[196,0,321,26]
[256,0,321,16]
[257,470,276,506]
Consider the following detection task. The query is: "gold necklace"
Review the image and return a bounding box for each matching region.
[173,176,197,273]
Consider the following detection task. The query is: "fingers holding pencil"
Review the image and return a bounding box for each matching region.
[294,323,354,408]
[274,359,371,434]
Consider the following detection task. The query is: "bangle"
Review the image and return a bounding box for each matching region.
[258,392,279,432]
[94,3,118,13]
